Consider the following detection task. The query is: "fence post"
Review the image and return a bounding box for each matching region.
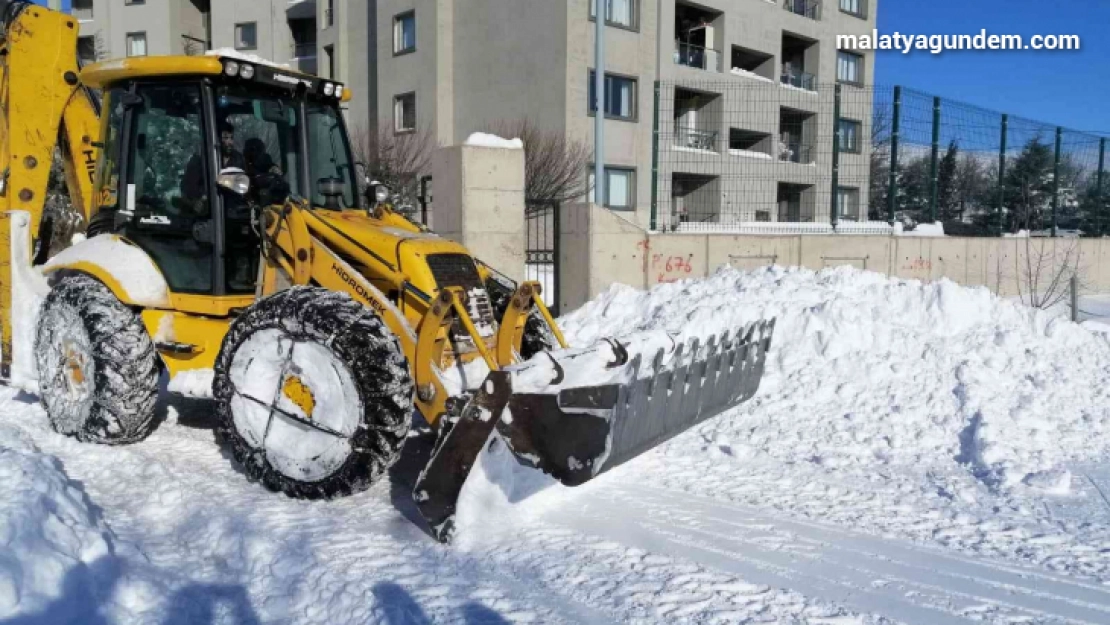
[928,96,941,223]
[997,114,1008,235]
[552,202,561,317]
[650,81,660,231]
[830,84,842,228]
[1052,126,1062,237]
[887,86,902,226]
[1098,138,1106,237]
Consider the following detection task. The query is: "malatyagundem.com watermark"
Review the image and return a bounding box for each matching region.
[838,30,1081,54]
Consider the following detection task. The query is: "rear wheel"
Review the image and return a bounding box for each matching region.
[34,274,160,444]
[213,287,413,499]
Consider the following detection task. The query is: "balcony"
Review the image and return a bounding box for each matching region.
[291,42,318,75]
[780,68,817,91]
[675,42,721,73]
[784,0,821,20]
[286,0,316,20]
[675,127,719,152]
[777,141,814,164]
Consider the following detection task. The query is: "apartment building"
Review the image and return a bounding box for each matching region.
[70,0,318,75]
[67,0,877,229]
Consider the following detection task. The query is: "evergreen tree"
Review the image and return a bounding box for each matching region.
[936,141,959,221]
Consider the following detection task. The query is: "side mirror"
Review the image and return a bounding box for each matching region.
[218,167,250,196]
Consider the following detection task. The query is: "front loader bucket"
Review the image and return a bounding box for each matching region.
[498,320,775,486]
[413,320,775,543]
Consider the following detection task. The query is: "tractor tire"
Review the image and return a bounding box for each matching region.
[213,287,414,500]
[485,277,553,361]
[34,273,160,444]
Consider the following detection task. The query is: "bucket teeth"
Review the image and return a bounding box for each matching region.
[497,319,776,487]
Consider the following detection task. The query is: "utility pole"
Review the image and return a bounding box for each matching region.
[594,0,606,208]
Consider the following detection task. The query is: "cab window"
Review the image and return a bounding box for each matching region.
[307,102,358,209]
[124,82,213,294]
[95,87,127,211]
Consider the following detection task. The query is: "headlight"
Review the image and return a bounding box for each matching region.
[323,82,335,97]
[224,60,240,77]
[239,63,255,79]
[374,185,390,204]
[334,85,344,99]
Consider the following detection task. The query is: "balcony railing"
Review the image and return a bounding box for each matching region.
[783,0,821,20]
[71,6,94,21]
[292,42,317,58]
[675,128,719,152]
[674,42,722,73]
[781,68,817,91]
[778,141,814,164]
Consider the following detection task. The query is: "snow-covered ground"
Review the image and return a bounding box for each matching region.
[7,266,1110,623]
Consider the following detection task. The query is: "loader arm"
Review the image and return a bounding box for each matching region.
[0,2,100,246]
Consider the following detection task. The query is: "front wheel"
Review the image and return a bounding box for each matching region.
[213,287,414,499]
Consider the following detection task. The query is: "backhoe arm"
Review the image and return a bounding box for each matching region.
[0,1,99,247]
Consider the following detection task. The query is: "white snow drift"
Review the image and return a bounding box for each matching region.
[559,265,1110,492]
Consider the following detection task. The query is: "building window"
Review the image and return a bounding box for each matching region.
[588,70,637,120]
[234,23,257,51]
[126,32,147,57]
[324,0,335,28]
[77,36,97,65]
[590,0,638,30]
[588,167,636,210]
[393,11,416,54]
[837,51,863,85]
[838,119,861,153]
[839,0,865,17]
[394,93,416,133]
[837,187,861,220]
[125,0,144,5]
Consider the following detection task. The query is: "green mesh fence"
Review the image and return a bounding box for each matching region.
[655,80,1108,236]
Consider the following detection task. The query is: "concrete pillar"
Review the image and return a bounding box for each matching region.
[431,144,526,282]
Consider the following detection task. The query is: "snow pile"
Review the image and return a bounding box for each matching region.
[729,67,775,83]
[0,423,129,621]
[166,369,215,399]
[206,48,290,69]
[729,148,773,160]
[899,222,946,237]
[464,133,523,150]
[559,265,1110,493]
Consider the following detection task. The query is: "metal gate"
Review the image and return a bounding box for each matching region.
[525,203,560,316]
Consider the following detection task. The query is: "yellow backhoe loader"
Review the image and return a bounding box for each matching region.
[0,1,774,541]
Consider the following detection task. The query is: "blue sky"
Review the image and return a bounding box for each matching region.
[874,0,1109,133]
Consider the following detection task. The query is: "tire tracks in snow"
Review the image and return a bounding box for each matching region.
[549,482,1110,624]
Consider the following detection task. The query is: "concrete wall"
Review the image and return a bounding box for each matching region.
[560,203,1110,311]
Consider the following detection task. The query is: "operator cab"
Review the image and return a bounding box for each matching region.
[80,55,356,301]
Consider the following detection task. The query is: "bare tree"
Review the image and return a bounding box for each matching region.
[1013,236,1084,310]
[350,123,438,211]
[484,119,589,215]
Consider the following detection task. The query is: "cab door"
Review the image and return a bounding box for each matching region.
[119,81,219,296]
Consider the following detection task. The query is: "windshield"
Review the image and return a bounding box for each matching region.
[306,102,359,209]
[214,85,302,198]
